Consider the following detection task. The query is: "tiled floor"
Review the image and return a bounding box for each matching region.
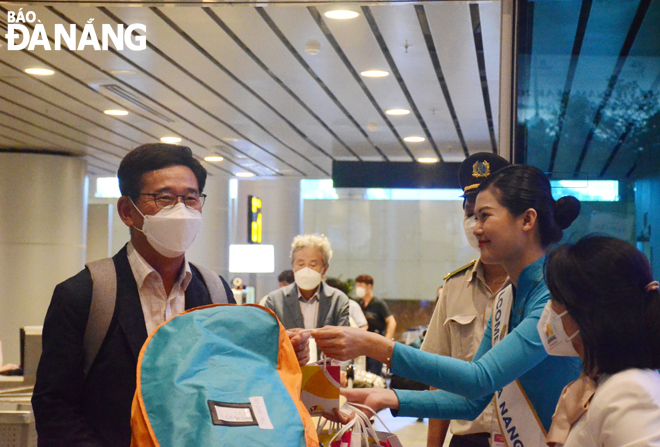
[374,411,453,447]
[317,396,453,447]
[374,412,427,447]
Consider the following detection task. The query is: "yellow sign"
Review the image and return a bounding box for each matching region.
[248,195,262,244]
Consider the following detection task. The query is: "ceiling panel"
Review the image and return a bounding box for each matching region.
[260,6,385,160]
[316,5,417,160]
[0,110,116,160]
[278,11,408,162]
[14,1,653,182]
[194,6,365,161]
[106,5,358,174]
[47,5,331,175]
[369,5,449,161]
[426,3,495,158]
[480,1,501,144]
[0,1,502,176]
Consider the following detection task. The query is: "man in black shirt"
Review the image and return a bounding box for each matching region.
[354,274,396,376]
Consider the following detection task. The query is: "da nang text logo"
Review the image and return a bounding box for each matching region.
[5,9,147,51]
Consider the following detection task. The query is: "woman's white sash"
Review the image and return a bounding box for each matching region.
[491,286,547,447]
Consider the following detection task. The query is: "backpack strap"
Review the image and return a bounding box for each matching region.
[191,263,229,304]
[82,260,227,377]
[83,258,117,377]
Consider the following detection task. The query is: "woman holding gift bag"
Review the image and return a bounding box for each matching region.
[314,165,583,446]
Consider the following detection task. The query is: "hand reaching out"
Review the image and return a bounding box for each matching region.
[313,326,394,366]
[341,388,400,414]
[312,326,370,361]
[286,329,311,367]
[322,388,400,424]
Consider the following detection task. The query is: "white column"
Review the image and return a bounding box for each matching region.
[186,176,231,281]
[233,178,301,298]
[86,204,114,262]
[0,151,87,364]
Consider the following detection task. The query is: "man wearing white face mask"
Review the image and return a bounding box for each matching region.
[263,234,350,345]
[32,144,238,447]
[422,152,510,447]
[32,144,312,447]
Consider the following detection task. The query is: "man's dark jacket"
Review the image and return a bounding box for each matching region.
[32,245,234,447]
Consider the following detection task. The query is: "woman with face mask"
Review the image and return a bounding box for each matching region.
[314,165,583,446]
[542,235,660,447]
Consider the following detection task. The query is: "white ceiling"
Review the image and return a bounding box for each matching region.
[0,1,501,178]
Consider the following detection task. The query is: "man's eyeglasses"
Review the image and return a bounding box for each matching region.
[139,192,206,210]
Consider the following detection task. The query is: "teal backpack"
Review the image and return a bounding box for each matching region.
[130,304,319,447]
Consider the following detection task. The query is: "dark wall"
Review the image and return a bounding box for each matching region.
[385,299,436,342]
[635,150,660,276]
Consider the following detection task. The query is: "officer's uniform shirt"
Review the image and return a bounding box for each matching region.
[421,259,508,436]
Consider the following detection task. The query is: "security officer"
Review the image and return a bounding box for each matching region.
[422,152,510,447]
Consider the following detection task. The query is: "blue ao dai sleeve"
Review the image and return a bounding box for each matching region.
[392,308,549,419]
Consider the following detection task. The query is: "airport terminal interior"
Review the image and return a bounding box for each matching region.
[1,0,660,445]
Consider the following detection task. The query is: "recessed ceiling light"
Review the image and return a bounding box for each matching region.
[222,137,240,142]
[104,109,129,116]
[386,109,411,116]
[160,136,182,144]
[360,70,389,78]
[25,68,54,76]
[404,136,425,143]
[418,157,438,164]
[109,69,136,76]
[324,10,359,19]
[235,172,254,178]
[204,156,224,162]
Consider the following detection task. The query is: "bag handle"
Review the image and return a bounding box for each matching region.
[326,402,390,447]
[317,413,341,435]
[307,356,334,367]
[327,411,359,446]
[344,402,393,435]
[343,403,379,443]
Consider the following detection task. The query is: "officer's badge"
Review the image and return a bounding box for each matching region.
[472,160,490,178]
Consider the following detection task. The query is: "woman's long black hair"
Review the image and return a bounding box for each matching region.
[545,235,660,375]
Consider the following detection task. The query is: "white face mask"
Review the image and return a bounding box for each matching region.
[537,301,580,357]
[133,201,202,258]
[463,215,480,251]
[294,267,323,291]
[355,286,366,299]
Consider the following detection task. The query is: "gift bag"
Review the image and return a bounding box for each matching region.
[319,403,403,447]
[317,418,348,447]
[301,358,341,416]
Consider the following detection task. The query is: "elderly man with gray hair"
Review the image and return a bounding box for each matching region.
[263,234,350,332]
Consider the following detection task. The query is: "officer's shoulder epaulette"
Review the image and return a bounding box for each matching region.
[443,260,477,281]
